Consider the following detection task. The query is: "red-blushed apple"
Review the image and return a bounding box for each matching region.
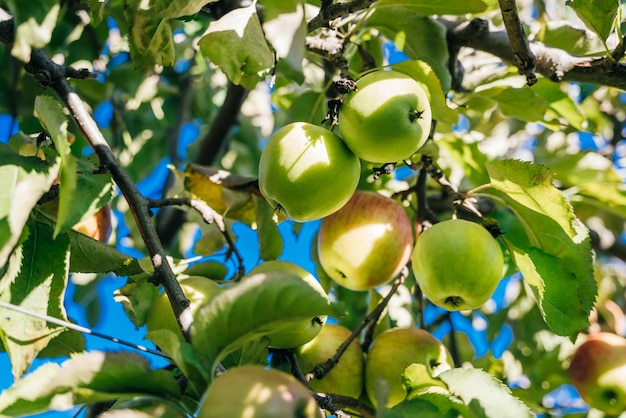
[338,70,432,163]
[365,327,454,408]
[197,365,324,418]
[258,122,360,222]
[295,323,364,399]
[411,219,504,311]
[569,332,626,416]
[246,260,328,348]
[317,191,414,291]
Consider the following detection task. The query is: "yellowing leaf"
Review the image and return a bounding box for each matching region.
[184,164,258,226]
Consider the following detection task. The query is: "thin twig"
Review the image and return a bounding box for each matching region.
[150,197,245,279]
[0,301,171,360]
[498,0,536,85]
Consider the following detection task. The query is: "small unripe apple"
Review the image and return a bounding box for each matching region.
[569,332,626,416]
[295,324,364,398]
[338,70,432,163]
[145,276,222,342]
[258,122,361,222]
[364,327,454,408]
[197,365,324,418]
[411,219,504,311]
[247,260,328,348]
[317,191,414,291]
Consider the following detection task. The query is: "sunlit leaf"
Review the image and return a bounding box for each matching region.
[191,272,341,377]
[438,368,533,418]
[0,143,60,268]
[185,164,258,226]
[566,0,618,42]
[0,217,81,380]
[8,1,60,61]
[0,351,181,417]
[197,3,275,89]
[483,160,596,337]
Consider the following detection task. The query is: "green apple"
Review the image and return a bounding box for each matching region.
[247,260,328,348]
[295,324,364,398]
[198,365,324,418]
[258,122,361,222]
[365,327,454,408]
[145,276,222,342]
[317,191,414,291]
[411,219,504,311]
[338,70,432,163]
[568,332,626,416]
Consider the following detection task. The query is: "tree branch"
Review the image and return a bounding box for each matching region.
[446,18,626,91]
[19,47,193,343]
[307,0,377,33]
[498,0,536,85]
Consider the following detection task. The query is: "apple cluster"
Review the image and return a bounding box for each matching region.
[258,70,431,222]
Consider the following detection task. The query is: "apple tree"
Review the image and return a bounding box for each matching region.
[0,0,625,416]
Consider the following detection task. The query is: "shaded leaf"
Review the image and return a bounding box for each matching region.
[0,217,80,380]
[114,274,160,328]
[483,160,596,336]
[540,21,606,55]
[255,195,283,261]
[469,86,547,123]
[566,0,618,42]
[438,368,533,418]
[374,0,488,15]
[191,272,340,377]
[197,3,275,89]
[0,351,181,417]
[384,392,468,418]
[128,15,174,70]
[367,11,451,92]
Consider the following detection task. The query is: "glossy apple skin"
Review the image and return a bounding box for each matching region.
[247,260,328,348]
[365,327,454,408]
[198,365,323,418]
[258,122,360,222]
[145,276,222,342]
[317,191,414,291]
[295,324,364,398]
[569,332,626,416]
[338,70,432,163]
[411,219,504,311]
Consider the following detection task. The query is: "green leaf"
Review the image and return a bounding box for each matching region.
[0,351,181,417]
[384,391,470,418]
[255,196,283,261]
[373,0,488,15]
[7,1,60,61]
[438,137,491,188]
[566,0,619,42]
[532,79,586,130]
[539,22,606,56]
[572,182,626,219]
[0,143,60,268]
[367,11,451,92]
[191,272,340,376]
[0,217,81,380]
[197,3,275,89]
[468,86,547,123]
[483,160,596,337]
[128,15,175,70]
[438,368,533,418]
[392,60,458,124]
[125,0,218,19]
[113,274,160,328]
